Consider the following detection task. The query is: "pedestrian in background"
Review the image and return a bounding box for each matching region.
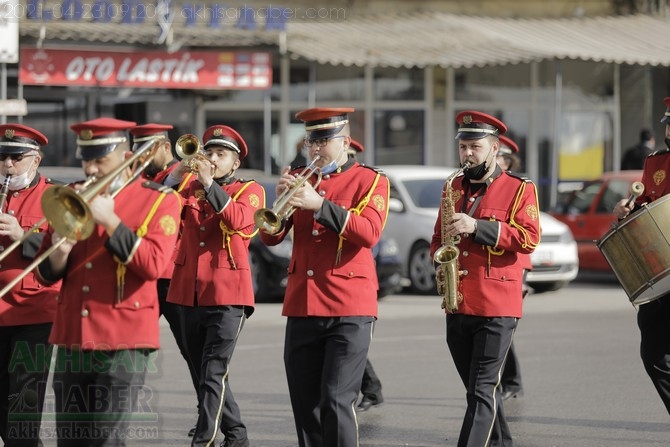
[622,128,655,170]
[430,111,540,446]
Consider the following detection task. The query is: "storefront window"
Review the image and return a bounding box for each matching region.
[315,65,365,101]
[374,110,424,165]
[454,64,531,102]
[374,67,424,100]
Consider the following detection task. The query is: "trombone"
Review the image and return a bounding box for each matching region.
[254,155,322,235]
[175,134,214,173]
[0,139,160,299]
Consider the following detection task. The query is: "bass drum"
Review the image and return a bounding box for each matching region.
[597,194,670,306]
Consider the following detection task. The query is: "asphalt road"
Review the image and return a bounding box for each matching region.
[38,276,669,446]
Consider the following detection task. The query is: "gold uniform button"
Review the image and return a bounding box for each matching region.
[200,226,206,231]
[199,242,205,247]
[81,309,89,317]
[85,262,93,269]
[7,210,14,215]
[348,271,354,277]
[501,275,506,280]
[319,190,326,196]
[463,251,469,257]
[462,270,468,276]
[312,230,318,236]
[134,301,140,309]
[12,192,18,198]
[82,285,90,293]
[306,270,314,277]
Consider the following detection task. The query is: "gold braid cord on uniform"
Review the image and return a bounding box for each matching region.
[484,181,540,271]
[116,189,177,303]
[218,181,260,270]
[336,172,385,264]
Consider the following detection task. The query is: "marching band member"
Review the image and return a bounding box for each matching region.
[36,117,182,446]
[614,96,670,415]
[430,111,540,446]
[260,108,390,447]
[0,124,59,446]
[165,125,264,447]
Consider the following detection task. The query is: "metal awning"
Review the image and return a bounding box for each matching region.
[19,12,670,68]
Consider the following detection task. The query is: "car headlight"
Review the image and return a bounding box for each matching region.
[378,238,400,257]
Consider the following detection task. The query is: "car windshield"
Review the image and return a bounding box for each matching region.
[403,178,447,208]
[595,179,631,214]
[562,180,603,214]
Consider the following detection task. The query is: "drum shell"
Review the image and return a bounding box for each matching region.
[597,194,670,305]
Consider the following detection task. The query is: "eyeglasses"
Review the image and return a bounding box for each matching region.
[303,135,345,149]
[0,153,36,162]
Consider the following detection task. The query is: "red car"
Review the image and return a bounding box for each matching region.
[550,170,643,272]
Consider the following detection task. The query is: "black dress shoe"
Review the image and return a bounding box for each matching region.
[356,396,383,412]
[501,388,523,401]
[187,425,196,437]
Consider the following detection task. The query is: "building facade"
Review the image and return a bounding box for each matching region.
[8,0,670,208]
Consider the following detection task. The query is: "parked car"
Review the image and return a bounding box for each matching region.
[378,165,579,294]
[249,175,407,302]
[550,170,643,272]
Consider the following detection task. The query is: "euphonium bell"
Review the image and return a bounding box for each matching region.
[254,155,322,235]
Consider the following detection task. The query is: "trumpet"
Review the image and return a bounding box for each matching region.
[254,155,323,235]
[0,139,160,299]
[175,134,214,173]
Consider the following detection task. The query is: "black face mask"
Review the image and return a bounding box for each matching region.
[464,160,488,180]
[142,163,162,179]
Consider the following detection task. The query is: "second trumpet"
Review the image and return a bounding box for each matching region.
[254,155,322,235]
[175,134,214,173]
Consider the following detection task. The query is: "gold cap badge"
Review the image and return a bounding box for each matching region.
[80,129,93,140]
[4,129,14,139]
[463,115,472,124]
[213,128,223,137]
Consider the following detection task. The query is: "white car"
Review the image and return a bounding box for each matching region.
[379,165,579,294]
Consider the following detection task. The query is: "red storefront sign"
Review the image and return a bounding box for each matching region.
[19,48,272,90]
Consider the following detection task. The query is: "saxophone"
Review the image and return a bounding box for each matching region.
[433,162,470,312]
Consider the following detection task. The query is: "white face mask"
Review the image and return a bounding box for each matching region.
[0,171,32,191]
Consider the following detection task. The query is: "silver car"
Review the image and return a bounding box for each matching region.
[379,165,578,294]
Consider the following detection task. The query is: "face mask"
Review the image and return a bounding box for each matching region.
[320,158,340,175]
[0,171,31,191]
[463,161,488,180]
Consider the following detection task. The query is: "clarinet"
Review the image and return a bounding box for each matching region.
[0,175,10,213]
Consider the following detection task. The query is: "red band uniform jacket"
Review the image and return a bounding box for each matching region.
[167,177,264,311]
[37,179,181,350]
[260,159,390,317]
[0,173,59,326]
[637,149,670,205]
[430,168,540,318]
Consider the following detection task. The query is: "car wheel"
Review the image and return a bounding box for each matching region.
[408,241,436,295]
[249,248,272,302]
[529,281,566,293]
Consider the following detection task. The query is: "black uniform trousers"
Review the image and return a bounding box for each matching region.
[284,316,373,447]
[157,279,199,399]
[500,342,522,394]
[360,359,383,404]
[52,348,151,447]
[181,304,247,446]
[637,293,670,414]
[0,323,53,447]
[447,314,517,447]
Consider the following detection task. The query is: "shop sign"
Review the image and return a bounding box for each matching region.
[0,98,27,115]
[19,48,272,89]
